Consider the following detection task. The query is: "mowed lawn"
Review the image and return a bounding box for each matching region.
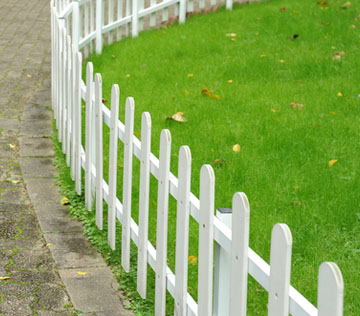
[83,0,360,314]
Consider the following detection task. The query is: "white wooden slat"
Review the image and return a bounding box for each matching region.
[174,146,191,316]
[125,0,131,36]
[95,73,103,230]
[155,129,172,316]
[162,6,168,23]
[61,27,67,154]
[230,192,250,316]
[58,23,64,143]
[136,112,152,299]
[132,0,139,37]
[84,1,89,57]
[187,0,194,13]
[116,0,122,41]
[66,36,72,167]
[210,0,216,6]
[90,0,94,53]
[55,18,60,126]
[199,0,205,10]
[96,0,103,54]
[51,6,55,109]
[268,224,293,316]
[75,52,82,196]
[317,262,344,316]
[226,0,233,10]
[150,0,156,27]
[79,2,83,50]
[108,84,120,250]
[121,97,135,272]
[197,164,215,316]
[72,0,79,51]
[65,35,73,166]
[70,45,76,181]
[85,62,94,210]
[138,0,144,31]
[108,0,114,43]
[179,0,186,23]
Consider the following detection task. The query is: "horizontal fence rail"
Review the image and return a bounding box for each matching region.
[51,0,345,315]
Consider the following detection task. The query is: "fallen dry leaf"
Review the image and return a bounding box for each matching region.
[102,98,107,103]
[9,144,16,149]
[324,35,328,39]
[337,92,343,97]
[166,112,187,122]
[271,109,278,113]
[293,185,300,190]
[316,1,328,5]
[280,7,287,11]
[232,144,241,152]
[61,196,70,205]
[213,158,226,166]
[290,102,304,110]
[225,33,237,37]
[133,131,141,137]
[201,87,220,99]
[11,180,21,184]
[280,59,285,63]
[46,243,53,247]
[187,73,194,77]
[351,24,356,29]
[0,276,10,280]
[342,1,351,9]
[27,74,32,78]
[328,159,338,167]
[111,54,116,59]
[330,111,336,115]
[184,89,189,95]
[227,80,233,83]
[260,53,266,57]
[77,272,89,276]
[188,256,198,266]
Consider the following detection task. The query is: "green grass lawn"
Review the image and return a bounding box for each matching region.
[79,0,360,314]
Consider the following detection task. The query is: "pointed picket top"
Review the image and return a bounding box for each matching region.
[318,262,344,316]
[230,192,250,316]
[268,223,292,316]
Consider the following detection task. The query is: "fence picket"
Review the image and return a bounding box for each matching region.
[75,52,82,195]
[317,262,344,316]
[70,45,76,181]
[61,27,67,154]
[108,84,120,250]
[179,0,186,23]
[226,0,233,10]
[108,0,114,43]
[117,0,122,40]
[121,97,135,272]
[139,0,144,31]
[150,0,156,27]
[198,164,215,316]
[125,0,131,36]
[136,112,152,299]
[155,129,172,316]
[95,73,103,230]
[90,0,95,53]
[58,23,64,144]
[188,0,194,13]
[230,192,250,316]
[96,0,103,54]
[132,0,139,37]
[66,36,72,167]
[268,224,293,316]
[72,0,79,51]
[162,6,168,23]
[174,146,191,316]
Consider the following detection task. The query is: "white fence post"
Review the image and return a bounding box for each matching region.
[318,262,344,316]
[75,51,82,195]
[179,0,186,24]
[132,0,139,37]
[174,146,191,316]
[116,0,122,41]
[58,21,65,143]
[85,62,94,210]
[230,192,250,316]
[213,208,232,316]
[226,0,233,10]
[70,45,76,181]
[108,84,120,250]
[149,0,156,27]
[268,224,293,316]
[198,164,215,316]
[121,97,135,272]
[95,73,103,230]
[96,0,103,54]
[72,0,80,52]
[61,27,67,154]
[66,36,72,167]
[155,129,172,316]
[108,0,114,44]
[137,112,152,299]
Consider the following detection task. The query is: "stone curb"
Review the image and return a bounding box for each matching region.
[19,79,134,316]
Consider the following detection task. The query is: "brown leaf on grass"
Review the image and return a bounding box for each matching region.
[316,1,328,5]
[332,51,345,61]
[184,89,189,95]
[341,1,351,9]
[133,131,141,137]
[102,98,107,103]
[213,158,226,167]
[290,102,304,110]
[328,159,338,167]
[293,34,299,40]
[293,200,305,207]
[201,87,220,99]
[225,33,237,37]
[166,112,187,122]
[280,7,287,11]
[321,21,331,26]
[61,197,70,205]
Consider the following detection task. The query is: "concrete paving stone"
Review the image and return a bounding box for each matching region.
[0,282,38,296]
[34,283,70,310]
[0,117,20,131]
[0,202,30,213]
[0,295,34,316]
[0,219,17,239]
[78,311,134,316]
[22,103,53,121]
[24,178,62,207]
[43,233,106,269]
[59,267,130,314]
[10,270,59,284]
[36,212,84,233]
[0,187,28,204]
[21,119,52,137]
[37,311,75,316]
[11,249,55,271]
[0,238,44,251]
[19,136,54,157]
[19,157,56,178]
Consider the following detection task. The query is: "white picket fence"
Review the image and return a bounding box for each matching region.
[50,0,345,315]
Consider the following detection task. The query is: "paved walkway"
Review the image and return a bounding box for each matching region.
[0,1,133,315]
